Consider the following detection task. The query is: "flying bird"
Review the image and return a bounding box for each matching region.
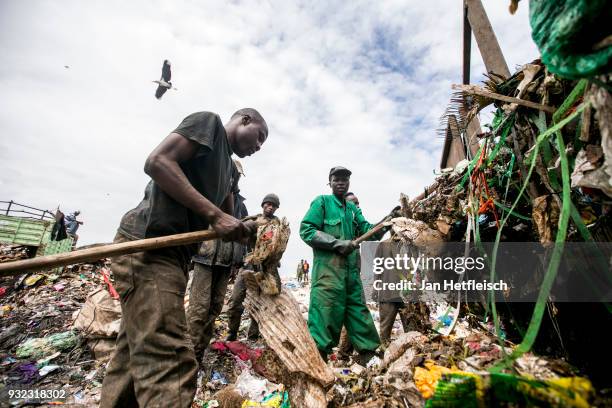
[153,59,176,99]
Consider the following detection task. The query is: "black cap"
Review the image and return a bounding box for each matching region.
[329,166,352,179]
[261,193,280,207]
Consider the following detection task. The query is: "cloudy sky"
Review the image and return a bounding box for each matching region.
[0,0,538,276]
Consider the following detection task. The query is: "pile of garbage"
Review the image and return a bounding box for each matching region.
[400,61,611,404]
[0,253,608,407]
[0,244,31,264]
[0,255,115,405]
[415,62,610,245]
[185,278,608,407]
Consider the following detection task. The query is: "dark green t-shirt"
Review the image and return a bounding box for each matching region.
[118,111,235,262]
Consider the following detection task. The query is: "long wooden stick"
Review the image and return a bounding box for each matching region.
[0,230,221,277]
[452,84,556,113]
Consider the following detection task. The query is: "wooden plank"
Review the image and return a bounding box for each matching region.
[245,278,333,408]
[465,0,510,78]
[452,84,556,113]
[462,2,472,85]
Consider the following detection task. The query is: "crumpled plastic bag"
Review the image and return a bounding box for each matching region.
[241,390,289,408]
[235,370,278,403]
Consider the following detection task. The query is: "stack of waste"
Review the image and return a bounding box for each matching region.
[404,54,611,403]
[0,258,116,405]
[0,244,31,263]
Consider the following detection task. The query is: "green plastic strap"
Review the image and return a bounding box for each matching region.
[553,79,588,123]
[532,100,594,242]
[498,96,575,366]
[489,103,589,372]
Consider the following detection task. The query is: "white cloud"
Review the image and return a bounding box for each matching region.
[0,0,538,276]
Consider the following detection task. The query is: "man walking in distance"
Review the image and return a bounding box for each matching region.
[226,193,280,341]
[100,109,268,408]
[296,260,304,283]
[187,160,248,366]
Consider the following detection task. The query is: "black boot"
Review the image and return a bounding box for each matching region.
[356,350,375,366]
[319,349,328,363]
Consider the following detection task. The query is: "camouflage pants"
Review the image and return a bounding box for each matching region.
[187,262,231,363]
[100,233,197,408]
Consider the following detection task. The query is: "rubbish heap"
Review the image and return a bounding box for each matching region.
[0,249,115,405]
[402,60,611,405]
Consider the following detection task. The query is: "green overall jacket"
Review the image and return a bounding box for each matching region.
[300,194,381,353]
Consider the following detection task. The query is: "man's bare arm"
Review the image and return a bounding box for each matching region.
[144,132,249,240]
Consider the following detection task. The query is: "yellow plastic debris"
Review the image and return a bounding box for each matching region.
[414,360,454,399]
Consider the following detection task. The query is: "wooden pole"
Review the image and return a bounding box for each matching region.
[464,0,510,78]
[0,230,222,277]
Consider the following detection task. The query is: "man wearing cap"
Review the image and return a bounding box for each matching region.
[100,108,268,408]
[186,160,248,366]
[300,167,383,365]
[225,193,281,341]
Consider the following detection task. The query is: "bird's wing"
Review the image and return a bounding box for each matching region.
[155,84,168,99]
[162,61,171,82]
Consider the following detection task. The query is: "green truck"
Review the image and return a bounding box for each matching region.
[0,200,73,257]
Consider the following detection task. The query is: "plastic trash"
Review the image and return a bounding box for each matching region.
[1,357,16,366]
[37,351,61,368]
[39,364,60,377]
[438,315,452,327]
[426,372,593,408]
[366,356,382,369]
[16,331,78,359]
[235,370,275,402]
[25,274,45,287]
[414,360,460,399]
[241,390,290,408]
[211,371,228,385]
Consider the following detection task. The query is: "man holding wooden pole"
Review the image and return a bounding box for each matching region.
[300,167,384,365]
[100,109,268,408]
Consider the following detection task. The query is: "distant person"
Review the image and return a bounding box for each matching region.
[302,259,309,283]
[64,210,83,245]
[297,259,304,283]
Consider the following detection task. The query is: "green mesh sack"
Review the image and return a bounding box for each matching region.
[529,0,611,79]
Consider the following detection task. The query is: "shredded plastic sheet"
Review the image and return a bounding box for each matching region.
[426,372,593,408]
[529,0,612,78]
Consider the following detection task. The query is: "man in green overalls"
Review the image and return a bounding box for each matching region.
[300,166,382,364]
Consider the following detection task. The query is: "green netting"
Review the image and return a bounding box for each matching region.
[529,0,612,79]
[428,373,593,408]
